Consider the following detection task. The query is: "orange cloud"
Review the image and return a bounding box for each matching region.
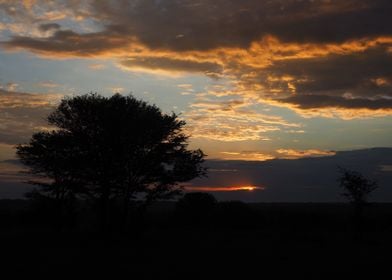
[263,98,392,120]
[276,149,336,159]
[185,93,301,142]
[219,151,275,161]
[1,0,392,123]
[0,89,61,108]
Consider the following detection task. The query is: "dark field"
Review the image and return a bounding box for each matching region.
[1,200,392,278]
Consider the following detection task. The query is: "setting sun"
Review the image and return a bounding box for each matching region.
[185,185,264,192]
[242,186,257,191]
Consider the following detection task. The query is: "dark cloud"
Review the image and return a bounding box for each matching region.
[3,0,392,52]
[1,0,392,114]
[38,23,61,32]
[1,30,130,56]
[280,95,392,110]
[119,56,223,75]
[99,0,392,50]
[267,0,392,44]
[267,47,392,97]
[257,46,392,110]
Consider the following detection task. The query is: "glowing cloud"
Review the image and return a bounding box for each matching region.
[0,0,392,146]
[276,149,336,159]
[220,151,275,161]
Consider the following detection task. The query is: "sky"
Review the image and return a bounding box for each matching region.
[0,0,391,200]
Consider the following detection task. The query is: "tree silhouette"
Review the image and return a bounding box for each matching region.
[17,93,206,230]
[338,167,378,231]
[338,167,377,205]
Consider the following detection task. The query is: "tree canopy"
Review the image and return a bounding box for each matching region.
[338,167,377,205]
[17,93,206,226]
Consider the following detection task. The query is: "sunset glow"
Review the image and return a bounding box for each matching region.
[0,0,392,200]
[185,185,264,192]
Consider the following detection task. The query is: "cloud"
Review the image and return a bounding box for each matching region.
[0,160,28,183]
[220,151,275,161]
[262,46,392,99]
[38,23,61,32]
[1,29,135,57]
[188,148,392,202]
[0,89,60,108]
[107,86,124,93]
[178,84,194,95]
[0,143,17,161]
[1,0,392,120]
[37,81,60,88]
[276,149,336,159]
[0,82,19,91]
[0,89,61,144]
[118,56,223,76]
[2,1,392,51]
[217,149,336,161]
[90,0,392,50]
[88,63,106,70]
[185,95,300,141]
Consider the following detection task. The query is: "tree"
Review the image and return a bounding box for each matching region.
[338,167,378,230]
[338,167,378,205]
[16,130,87,229]
[17,93,206,230]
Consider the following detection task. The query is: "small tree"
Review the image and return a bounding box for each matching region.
[338,167,378,230]
[338,167,377,205]
[17,93,206,230]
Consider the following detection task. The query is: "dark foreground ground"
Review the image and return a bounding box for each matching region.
[1,200,392,278]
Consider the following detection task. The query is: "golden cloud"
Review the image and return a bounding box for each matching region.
[0,89,61,108]
[219,151,275,161]
[1,0,392,127]
[276,149,336,159]
[185,95,300,142]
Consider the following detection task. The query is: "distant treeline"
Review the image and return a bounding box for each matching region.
[1,193,391,233]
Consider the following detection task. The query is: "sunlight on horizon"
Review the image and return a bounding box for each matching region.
[185,185,264,192]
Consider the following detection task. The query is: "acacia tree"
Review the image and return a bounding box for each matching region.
[338,167,378,205]
[338,167,378,229]
[17,93,206,229]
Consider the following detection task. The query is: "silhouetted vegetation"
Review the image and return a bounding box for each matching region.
[2,198,392,278]
[4,94,389,277]
[16,93,206,231]
[338,167,378,205]
[338,167,378,231]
